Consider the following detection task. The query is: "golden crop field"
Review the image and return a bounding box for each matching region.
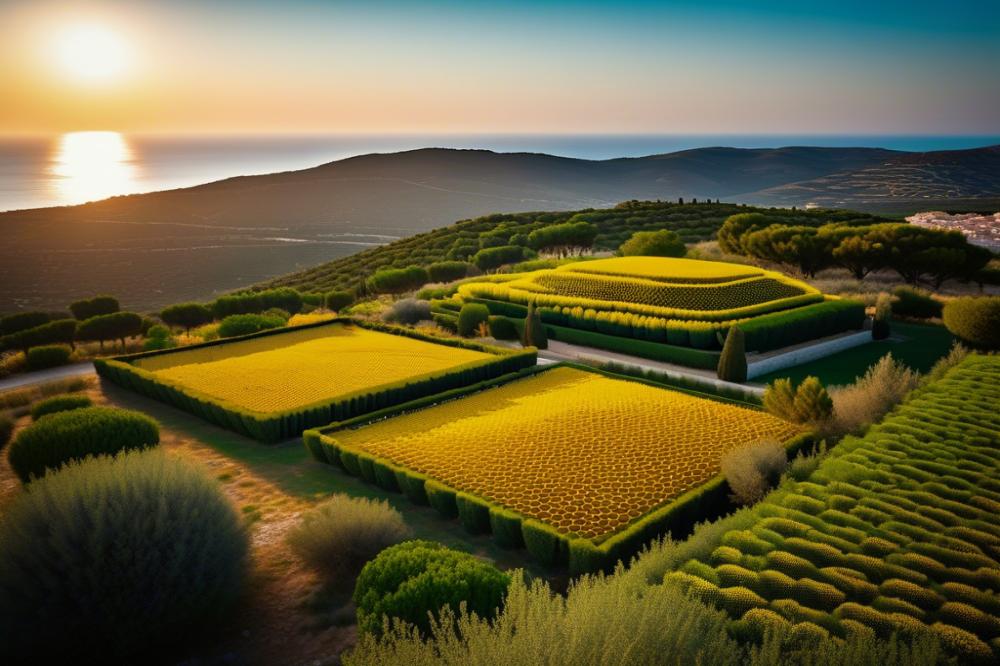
[561,257,764,283]
[135,323,491,413]
[334,367,803,540]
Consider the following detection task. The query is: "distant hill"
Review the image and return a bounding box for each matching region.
[1,144,997,312]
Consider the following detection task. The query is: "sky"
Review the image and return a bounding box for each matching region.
[1,0,998,135]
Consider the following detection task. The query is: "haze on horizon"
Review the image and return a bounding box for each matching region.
[1,0,998,137]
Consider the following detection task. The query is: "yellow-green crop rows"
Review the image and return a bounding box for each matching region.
[666,354,1000,662]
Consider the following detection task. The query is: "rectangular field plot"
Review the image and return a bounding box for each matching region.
[96,320,534,442]
[308,366,805,571]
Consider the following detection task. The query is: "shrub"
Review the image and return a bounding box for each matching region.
[287,495,411,578]
[8,406,159,482]
[69,295,119,320]
[872,293,892,340]
[827,353,919,436]
[25,344,72,370]
[160,303,213,333]
[892,287,943,319]
[473,245,531,271]
[383,298,431,325]
[217,313,285,338]
[721,440,787,505]
[618,229,686,257]
[792,377,833,425]
[522,302,548,349]
[143,324,175,351]
[487,315,518,340]
[427,261,471,283]
[354,540,510,637]
[367,266,430,296]
[716,326,747,382]
[325,290,354,312]
[0,450,248,661]
[0,414,12,450]
[30,394,92,421]
[457,303,490,337]
[942,296,1000,349]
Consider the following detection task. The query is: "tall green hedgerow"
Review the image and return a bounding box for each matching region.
[29,394,92,421]
[287,495,411,578]
[0,450,248,662]
[354,540,510,637]
[8,406,159,482]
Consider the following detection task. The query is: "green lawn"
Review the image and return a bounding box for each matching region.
[753,321,954,387]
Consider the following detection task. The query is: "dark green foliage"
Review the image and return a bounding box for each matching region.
[741,300,865,352]
[1,318,77,352]
[0,450,248,662]
[324,290,354,312]
[427,261,471,283]
[522,302,547,349]
[872,294,891,341]
[217,312,285,338]
[619,229,686,257]
[489,508,525,549]
[0,311,52,336]
[25,344,72,370]
[522,520,566,565]
[545,323,720,369]
[384,298,431,325]
[76,311,143,348]
[30,394,92,421]
[0,414,12,450]
[212,287,303,318]
[143,324,175,351]
[353,540,510,637]
[742,225,843,277]
[891,287,943,319]
[528,221,598,256]
[160,302,213,332]
[762,376,832,425]
[367,266,430,295]
[942,296,1000,350]
[456,493,491,534]
[426,480,459,518]
[487,315,519,340]
[69,295,119,320]
[457,303,489,337]
[717,326,747,382]
[473,244,531,271]
[8,406,160,482]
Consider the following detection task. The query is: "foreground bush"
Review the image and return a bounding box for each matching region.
[25,344,72,370]
[942,296,1000,350]
[287,495,411,578]
[217,312,285,338]
[354,540,510,637]
[0,450,248,661]
[721,440,787,505]
[762,376,832,426]
[30,394,92,421]
[826,353,919,436]
[8,406,159,482]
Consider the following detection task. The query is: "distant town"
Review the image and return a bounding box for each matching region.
[907,210,1000,251]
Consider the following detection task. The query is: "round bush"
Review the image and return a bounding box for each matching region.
[29,394,92,421]
[0,450,248,661]
[383,298,432,325]
[457,303,490,337]
[287,495,411,578]
[942,296,1000,350]
[354,540,510,636]
[8,406,159,482]
[217,312,285,338]
[25,344,72,370]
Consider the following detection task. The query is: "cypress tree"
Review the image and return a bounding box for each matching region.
[522,302,548,350]
[717,326,747,382]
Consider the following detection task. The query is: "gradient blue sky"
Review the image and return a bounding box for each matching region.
[2,0,998,133]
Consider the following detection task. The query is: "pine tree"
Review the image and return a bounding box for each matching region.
[762,378,797,421]
[792,376,833,425]
[717,326,747,382]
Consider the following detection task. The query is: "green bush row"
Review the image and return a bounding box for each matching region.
[740,299,865,352]
[97,318,536,442]
[539,321,721,370]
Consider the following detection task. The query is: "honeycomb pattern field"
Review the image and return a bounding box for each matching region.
[136,324,491,413]
[334,367,803,540]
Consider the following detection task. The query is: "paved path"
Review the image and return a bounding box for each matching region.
[0,361,96,392]
[538,340,764,397]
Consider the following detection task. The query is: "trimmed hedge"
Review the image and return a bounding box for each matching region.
[30,394,92,421]
[8,406,160,482]
[543,321,721,370]
[487,315,519,340]
[942,296,1000,350]
[97,318,536,443]
[741,299,865,352]
[892,287,943,319]
[25,344,72,370]
[1,318,77,352]
[217,313,285,338]
[457,303,490,337]
[305,363,815,574]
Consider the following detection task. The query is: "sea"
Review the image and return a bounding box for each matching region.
[1,133,998,213]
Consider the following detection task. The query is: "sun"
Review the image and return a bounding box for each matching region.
[53,22,130,83]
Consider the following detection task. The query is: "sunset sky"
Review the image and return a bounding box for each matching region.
[2,0,998,135]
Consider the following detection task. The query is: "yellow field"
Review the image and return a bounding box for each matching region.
[135,324,491,413]
[561,257,764,283]
[334,367,802,539]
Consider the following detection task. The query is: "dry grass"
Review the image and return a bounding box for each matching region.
[720,440,788,505]
[825,353,920,436]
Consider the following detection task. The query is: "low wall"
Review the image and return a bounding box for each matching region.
[746,330,872,380]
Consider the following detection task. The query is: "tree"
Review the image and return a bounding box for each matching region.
[792,377,833,426]
[472,245,529,272]
[2,319,78,353]
[830,231,887,280]
[527,221,598,257]
[742,226,839,277]
[427,261,470,283]
[76,312,143,350]
[716,326,747,382]
[69,296,119,321]
[160,303,213,334]
[366,266,429,296]
[0,312,52,337]
[717,213,774,254]
[324,290,354,312]
[762,378,797,422]
[618,229,686,258]
[522,302,547,349]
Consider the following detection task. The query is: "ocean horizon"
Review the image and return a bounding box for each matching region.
[1,132,998,213]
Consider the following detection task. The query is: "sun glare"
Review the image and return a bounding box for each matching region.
[50,131,138,204]
[53,23,129,83]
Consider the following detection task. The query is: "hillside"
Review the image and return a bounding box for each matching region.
[1,144,996,312]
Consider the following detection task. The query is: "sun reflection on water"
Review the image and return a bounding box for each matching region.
[50,131,138,204]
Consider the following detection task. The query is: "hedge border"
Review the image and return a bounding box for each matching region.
[303,362,815,574]
[96,318,536,443]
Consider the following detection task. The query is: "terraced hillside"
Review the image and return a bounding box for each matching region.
[666,354,1000,662]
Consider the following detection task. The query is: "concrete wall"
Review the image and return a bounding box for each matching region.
[747,331,873,380]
